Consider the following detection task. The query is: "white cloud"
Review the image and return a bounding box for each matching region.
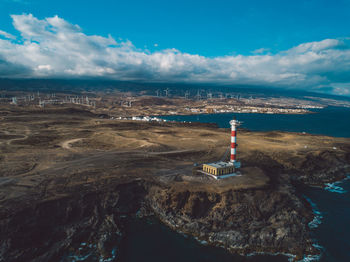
[37,64,52,71]
[251,47,270,54]
[0,30,15,39]
[286,39,343,54]
[1,14,350,95]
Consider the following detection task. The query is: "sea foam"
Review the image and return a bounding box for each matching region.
[298,253,322,262]
[324,182,347,193]
[303,195,323,229]
[63,242,117,262]
[323,174,350,194]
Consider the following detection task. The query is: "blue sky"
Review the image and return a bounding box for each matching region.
[1,0,350,96]
[1,0,350,56]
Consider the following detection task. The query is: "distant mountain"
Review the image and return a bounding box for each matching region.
[0,78,349,101]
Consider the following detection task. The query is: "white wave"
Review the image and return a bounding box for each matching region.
[324,182,347,194]
[300,196,325,261]
[324,174,350,194]
[64,242,117,262]
[298,253,322,262]
[308,214,323,229]
[294,243,324,262]
[312,243,324,250]
[66,252,93,262]
[303,195,323,229]
[200,240,208,245]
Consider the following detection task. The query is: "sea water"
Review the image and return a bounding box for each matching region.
[118,182,350,262]
[67,106,350,261]
[303,178,350,262]
[152,106,350,262]
[118,217,289,262]
[159,106,350,138]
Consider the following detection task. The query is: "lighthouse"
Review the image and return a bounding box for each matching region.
[229,118,241,168]
[202,116,242,179]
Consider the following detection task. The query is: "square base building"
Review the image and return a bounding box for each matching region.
[203,161,236,179]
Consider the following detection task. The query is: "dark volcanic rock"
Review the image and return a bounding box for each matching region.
[146,179,315,259]
[0,181,146,262]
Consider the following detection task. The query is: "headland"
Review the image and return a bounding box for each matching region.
[1,105,350,261]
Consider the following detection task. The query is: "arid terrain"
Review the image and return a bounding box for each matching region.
[1,88,321,118]
[1,104,350,261]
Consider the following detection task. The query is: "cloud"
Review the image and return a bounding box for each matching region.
[251,47,270,54]
[286,39,344,54]
[1,14,350,96]
[0,30,15,39]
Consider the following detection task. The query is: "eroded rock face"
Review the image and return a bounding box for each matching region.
[0,161,347,262]
[0,181,146,262]
[1,150,349,262]
[0,175,315,261]
[146,179,315,259]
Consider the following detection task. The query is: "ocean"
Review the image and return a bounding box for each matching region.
[136,106,348,262]
[159,106,350,138]
[68,106,350,262]
[118,179,350,262]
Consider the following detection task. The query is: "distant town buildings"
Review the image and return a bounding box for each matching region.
[0,90,329,118]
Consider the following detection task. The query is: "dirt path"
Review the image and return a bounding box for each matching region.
[60,138,83,149]
[0,126,30,145]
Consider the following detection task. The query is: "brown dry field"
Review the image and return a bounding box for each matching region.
[1,105,350,211]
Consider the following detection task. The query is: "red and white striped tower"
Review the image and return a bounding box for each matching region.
[229,118,240,163]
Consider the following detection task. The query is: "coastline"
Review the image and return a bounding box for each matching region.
[1,107,350,261]
[142,168,350,262]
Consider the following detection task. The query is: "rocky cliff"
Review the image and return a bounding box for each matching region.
[0,181,147,262]
[1,110,350,261]
[1,158,349,262]
[146,181,315,259]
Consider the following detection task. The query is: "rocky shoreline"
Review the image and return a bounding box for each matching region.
[3,166,349,262]
[1,109,350,261]
[142,166,350,261]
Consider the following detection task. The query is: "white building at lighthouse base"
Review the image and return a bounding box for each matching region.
[202,161,241,179]
[200,117,242,179]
